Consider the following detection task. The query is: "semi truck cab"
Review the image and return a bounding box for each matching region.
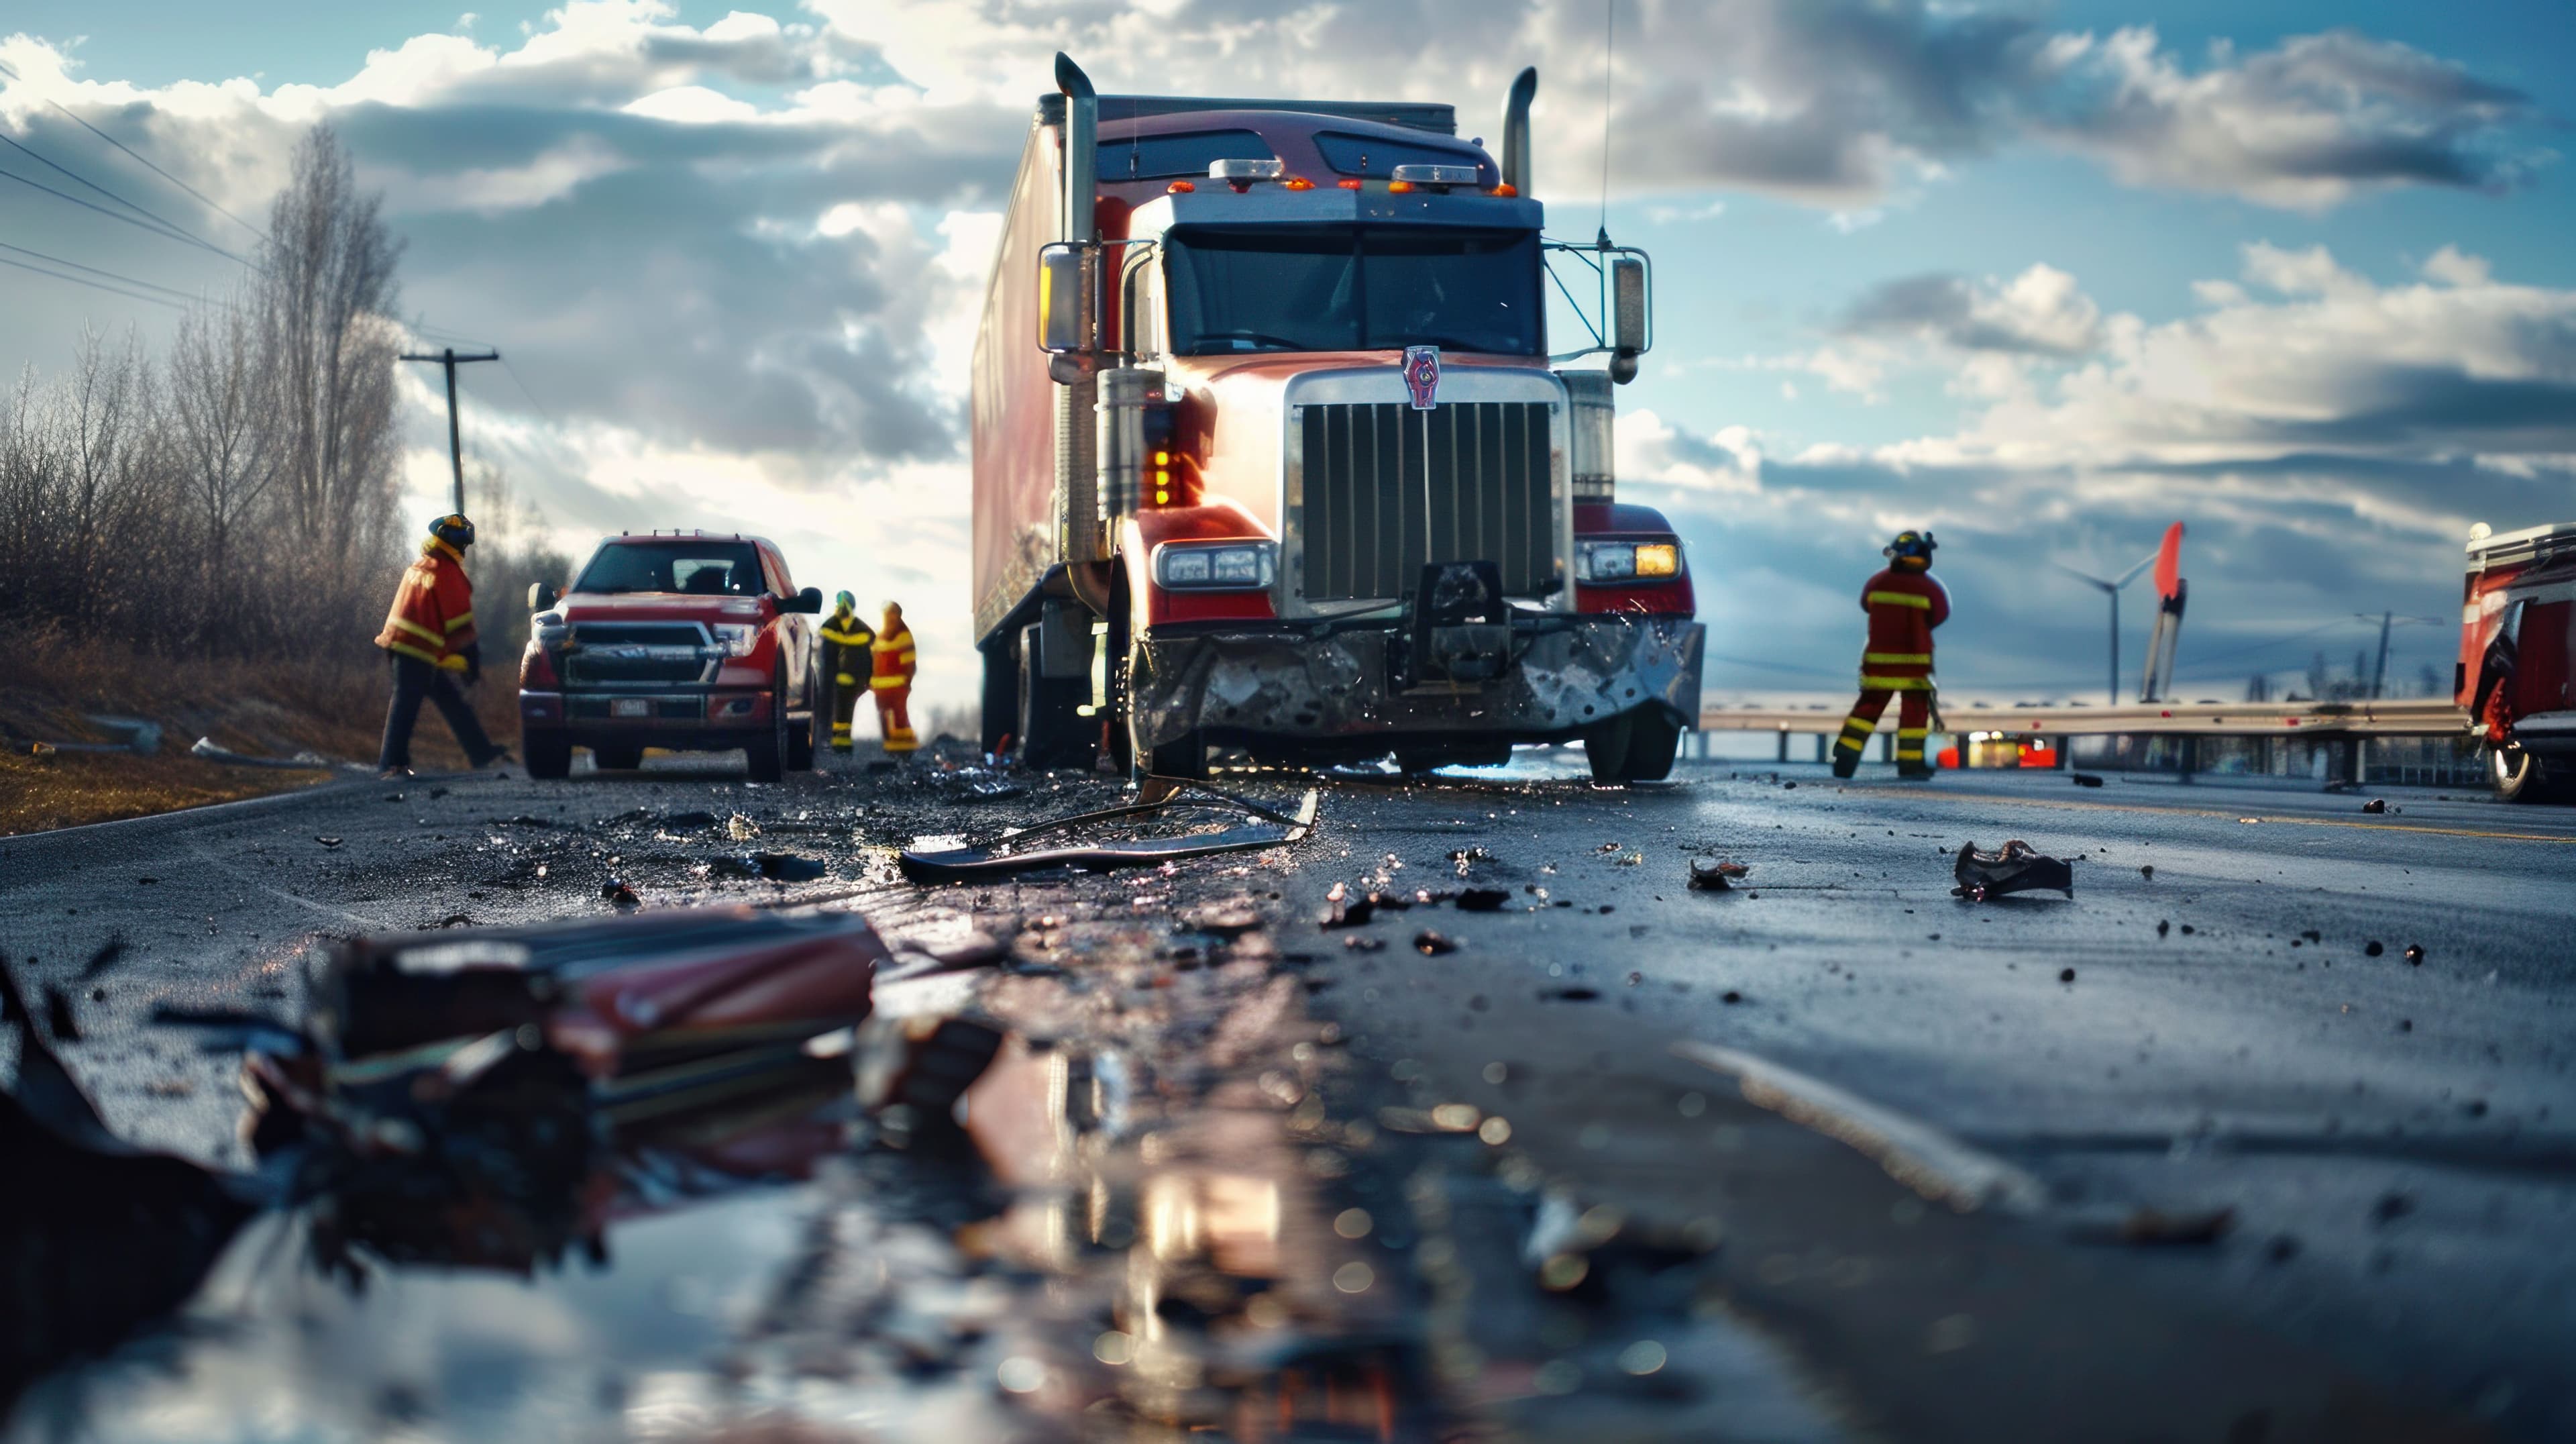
[2460,520,2576,801]
[971,56,1704,781]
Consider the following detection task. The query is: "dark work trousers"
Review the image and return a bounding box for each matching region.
[379,653,498,770]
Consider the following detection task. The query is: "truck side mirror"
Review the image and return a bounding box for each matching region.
[1038,242,1089,355]
[529,580,558,612]
[1609,255,1649,384]
[787,586,824,615]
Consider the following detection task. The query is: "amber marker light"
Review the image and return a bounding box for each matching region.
[1387,180,1414,194]
[1336,178,1363,190]
[1281,176,1315,191]
[1634,544,1680,578]
[1489,183,1517,197]
[1167,179,1195,193]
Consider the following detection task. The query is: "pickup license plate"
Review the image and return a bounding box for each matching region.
[610,698,650,719]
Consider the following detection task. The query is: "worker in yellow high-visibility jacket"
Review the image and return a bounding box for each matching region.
[871,601,918,754]
[1831,530,1949,780]
[816,591,874,755]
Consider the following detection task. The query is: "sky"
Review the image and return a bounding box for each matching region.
[3,0,2570,713]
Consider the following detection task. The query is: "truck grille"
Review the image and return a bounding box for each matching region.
[571,623,705,648]
[564,652,712,686]
[1297,401,1552,604]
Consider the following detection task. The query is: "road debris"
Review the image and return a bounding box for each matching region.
[1687,857,1749,892]
[898,779,1318,884]
[2404,945,2425,964]
[2365,941,2385,957]
[2066,1205,2235,1247]
[1455,888,1511,912]
[315,835,341,849]
[1414,929,1460,955]
[2072,772,2104,788]
[191,737,337,769]
[1951,840,2076,900]
[2361,798,2388,813]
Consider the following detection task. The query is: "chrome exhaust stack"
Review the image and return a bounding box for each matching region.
[1501,66,1536,196]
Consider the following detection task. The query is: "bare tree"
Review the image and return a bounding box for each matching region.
[168,289,278,636]
[260,123,405,586]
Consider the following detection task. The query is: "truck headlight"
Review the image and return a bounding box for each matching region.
[1154,540,1276,591]
[712,624,760,657]
[1577,539,1682,583]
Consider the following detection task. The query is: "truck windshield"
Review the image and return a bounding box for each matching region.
[1162,225,1542,357]
[574,542,765,597]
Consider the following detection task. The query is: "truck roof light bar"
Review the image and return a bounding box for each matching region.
[1207,158,1285,181]
[1390,162,1481,187]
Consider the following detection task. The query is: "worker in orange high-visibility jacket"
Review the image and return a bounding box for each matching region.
[870,601,918,754]
[374,514,510,778]
[1831,530,1949,780]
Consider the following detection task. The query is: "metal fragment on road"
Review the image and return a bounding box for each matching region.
[1951,839,2074,901]
[1672,1038,2050,1216]
[896,779,1319,884]
[1688,857,1749,892]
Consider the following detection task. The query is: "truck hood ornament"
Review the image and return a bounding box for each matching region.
[1403,345,1442,411]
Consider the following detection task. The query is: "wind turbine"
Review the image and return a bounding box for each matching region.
[2057,548,2157,706]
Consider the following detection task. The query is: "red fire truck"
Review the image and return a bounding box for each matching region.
[971,56,1703,781]
[2460,521,2576,801]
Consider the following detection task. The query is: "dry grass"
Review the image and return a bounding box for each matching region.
[0,633,519,835]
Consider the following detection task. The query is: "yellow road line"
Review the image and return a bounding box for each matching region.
[1885,786,2576,845]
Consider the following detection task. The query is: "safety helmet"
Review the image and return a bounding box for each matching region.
[1882,529,1936,564]
[882,601,904,618]
[833,590,855,613]
[428,514,476,549]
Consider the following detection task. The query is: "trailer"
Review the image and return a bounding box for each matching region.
[971,56,1703,782]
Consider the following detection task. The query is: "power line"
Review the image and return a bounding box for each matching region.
[0,252,183,309]
[0,54,271,244]
[0,238,211,305]
[0,162,246,262]
[0,130,248,264]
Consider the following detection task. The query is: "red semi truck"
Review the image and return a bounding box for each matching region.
[971,56,1703,781]
[2460,521,2576,801]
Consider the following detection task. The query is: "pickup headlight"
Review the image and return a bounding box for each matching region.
[711,623,761,657]
[1153,539,1276,591]
[1576,539,1682,583]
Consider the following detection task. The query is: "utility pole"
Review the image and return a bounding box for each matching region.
[2369,611,2393,699]
[400,347,500,515]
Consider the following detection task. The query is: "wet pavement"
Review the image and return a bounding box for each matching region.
[3,748,2571,1441]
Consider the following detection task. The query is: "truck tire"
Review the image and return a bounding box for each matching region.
[593,744,643,772]
[1018,625,1091,769]
[980,641,1018,756]
[1581,713,1635,783]
[2491,744,2567,803]
[745,664,788,783]
[1122,639,1203,779]
[1622,711,1682,782]
[525,729,572,780]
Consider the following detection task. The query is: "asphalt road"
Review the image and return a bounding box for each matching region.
[4,750,2571,1441]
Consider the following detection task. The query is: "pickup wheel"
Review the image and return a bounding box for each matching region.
[745,664,788,783]
[593,744,644,771]
[525,729,572,780]
[1621,711,1682,782]
[1580,713,1635,783]
[787,677,818,772]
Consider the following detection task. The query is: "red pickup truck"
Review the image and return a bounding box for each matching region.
[517,531,824,781]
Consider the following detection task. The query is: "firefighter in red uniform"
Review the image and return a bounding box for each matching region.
[375,514,510,778]
[870,601,918,754]
[1831,531,1949,780]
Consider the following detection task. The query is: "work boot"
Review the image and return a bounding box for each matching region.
[473,747,515,770]
[1897,764,1937,781]
[1830,747,1862,780]
[378,766,413,782]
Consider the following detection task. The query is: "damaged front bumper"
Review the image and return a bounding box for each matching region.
[1132,614,1705,751]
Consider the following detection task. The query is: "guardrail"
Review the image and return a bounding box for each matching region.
[1697,698,2470,739]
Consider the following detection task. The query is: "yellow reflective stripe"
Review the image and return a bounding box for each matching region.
[870,635,911,653]
[443,611,474,632]
[869,675,906,689]
[1866,590,1931,609]
[384,639,441,665]
[896,650,916,666]
[1896,728,1929,739]
[820,627,870,645]
[389,617,442,644]
[1839,718,1876,737]
[835,673,857,686]
[1859,675,1934,690]
[1863,651,1930,664]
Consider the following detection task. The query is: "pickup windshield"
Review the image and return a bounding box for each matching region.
[1162,225,1542,357]
[574,542,765,597]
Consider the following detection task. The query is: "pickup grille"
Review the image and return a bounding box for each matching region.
[564,652,712,686]
[571,623,705,648]
[1297,401,1552,604]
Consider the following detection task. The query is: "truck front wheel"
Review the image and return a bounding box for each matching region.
[1124,641,1203,780]
[1623,711,1682,782]
[1581,713,1635,783]
[2491,743,2568,803]
[525,729,572,780]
